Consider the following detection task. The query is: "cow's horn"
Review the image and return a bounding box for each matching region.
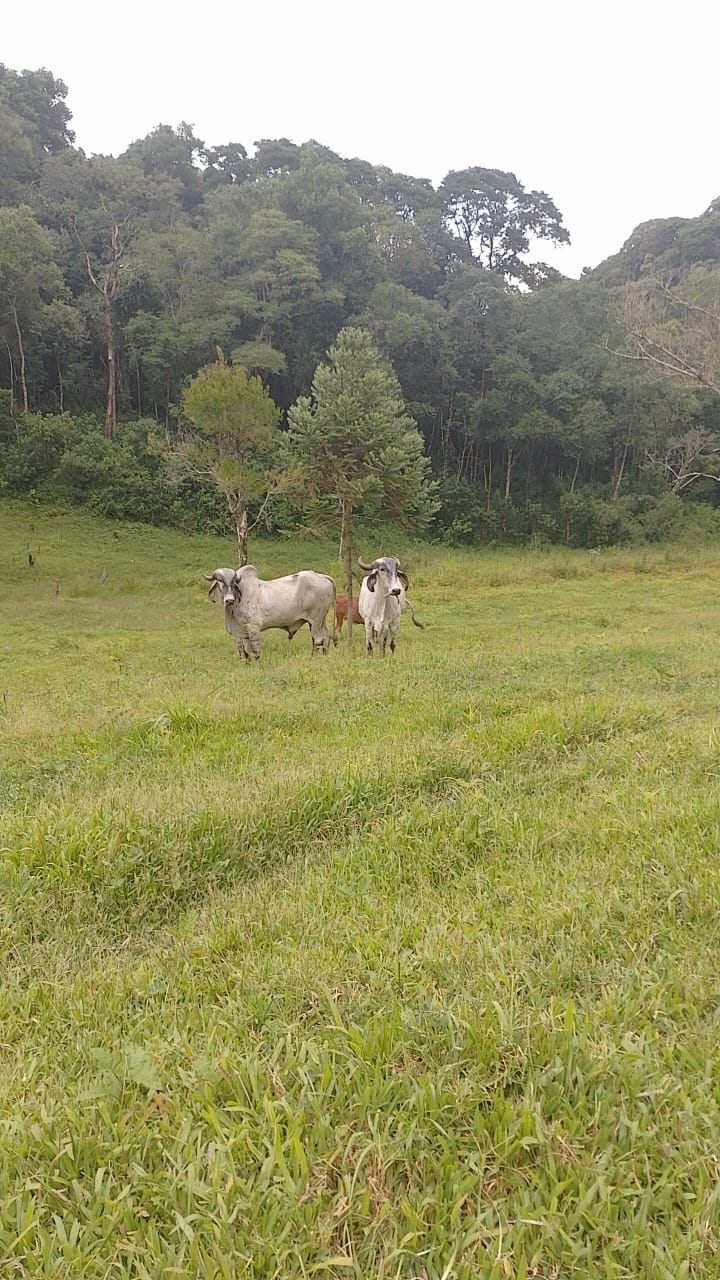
[357,557,374,571]
[204,573,216,580]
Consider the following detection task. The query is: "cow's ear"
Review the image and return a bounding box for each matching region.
[207,581,219,601]
[367,572,377,593]
[398,571,409,590]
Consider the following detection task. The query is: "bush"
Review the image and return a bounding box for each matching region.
[3,412,720,548]
[558,491,638,548]
[431,475,499,545]
[640,493,720,543]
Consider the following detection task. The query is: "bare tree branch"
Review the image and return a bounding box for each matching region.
[612,272,720,398]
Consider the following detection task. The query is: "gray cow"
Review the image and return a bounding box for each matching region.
[205,565,336,660]
[357,555,424,656]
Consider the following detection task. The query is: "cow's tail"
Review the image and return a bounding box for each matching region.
[404,596,426,630]
[330,576,339,646]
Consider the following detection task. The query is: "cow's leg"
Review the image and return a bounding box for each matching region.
[317,621,331,655]
[307,618,320,655]
[364,620,374,656]
[247,630,261,660]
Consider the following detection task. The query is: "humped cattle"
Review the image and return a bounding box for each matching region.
[357,555,424,656]
[205,565,336,659]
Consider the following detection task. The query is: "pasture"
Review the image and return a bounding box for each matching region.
[2,501,720,1278]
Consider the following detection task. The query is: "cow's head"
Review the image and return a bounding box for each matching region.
[358,556,408,597]
[204,567,238,607]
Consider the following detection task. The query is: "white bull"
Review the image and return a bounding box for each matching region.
[205,565,336,660]
[357,555,423,656]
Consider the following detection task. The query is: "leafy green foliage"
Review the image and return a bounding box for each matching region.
[169,354,281,560]
[438,166,570,286]
[286,326,437,624]
[1,58,720,545]
[0,204,65,410]
[0,64,74,203]
[286,327,435,523]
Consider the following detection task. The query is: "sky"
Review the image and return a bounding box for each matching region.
[6,0,720,278]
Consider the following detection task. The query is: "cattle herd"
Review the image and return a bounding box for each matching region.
[204,556,424,661]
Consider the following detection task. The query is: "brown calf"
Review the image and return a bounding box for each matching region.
[334,593,363,637]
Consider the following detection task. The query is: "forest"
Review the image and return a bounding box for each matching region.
[2,61,720,548]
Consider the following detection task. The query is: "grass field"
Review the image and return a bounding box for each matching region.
[2,501,720,1278]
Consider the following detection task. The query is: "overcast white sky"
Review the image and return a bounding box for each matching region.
[6,0,720,277]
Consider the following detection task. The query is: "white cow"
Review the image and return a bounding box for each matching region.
[205,565,336,659]
[357,555,423,656]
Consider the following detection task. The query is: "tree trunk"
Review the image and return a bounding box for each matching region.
[341,496,354,648]
[80,219,124,440]
[234,506,249,566]
[11,304,28,414]
[570,454,581,493]
[504,446,515,500]
[103,300,117,440]
[612,438,629,501]
[3,338,15,413]
[56,353,64,414]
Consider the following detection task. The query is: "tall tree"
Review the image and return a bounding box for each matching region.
[285,327,436,645]
[276,146,383,314]
[201,141,251,189]
[169,351,281,564]
[618,267,720,397]
[40,150,183,437]
[123,123,205,214]
[0,205,63,413]
[0,65,75,204]
[438,167,569,288]
[0,65,74,154]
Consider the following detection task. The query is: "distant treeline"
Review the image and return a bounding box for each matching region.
[2,62,720,546]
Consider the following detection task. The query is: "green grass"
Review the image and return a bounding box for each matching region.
[3,500,720,1277]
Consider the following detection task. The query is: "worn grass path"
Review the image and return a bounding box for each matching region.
[2,502,720,1277]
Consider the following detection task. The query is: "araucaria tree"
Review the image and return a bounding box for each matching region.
[173,351,281,565]
[286,326,436,645]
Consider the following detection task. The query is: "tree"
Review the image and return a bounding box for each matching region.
[276,146,383,314]
[480,353,540,499]
[201,141,251,189]
[285,327,436,645]
[645,426,720,493]
[170,351,281,564]
[438,167,569,288]
[0,65,74,204]
[122,123,205,214]
[216,207,342,385]
[40,147,185,437]
[358,282,446,434]
[252,138,301,178]
[122,220,221,418]
[0,65,74,154]
[590,201,720,287]
[0,205,63,413]
[618,267,720,397]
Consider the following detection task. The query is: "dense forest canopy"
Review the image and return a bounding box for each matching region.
[1,61,720,547]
